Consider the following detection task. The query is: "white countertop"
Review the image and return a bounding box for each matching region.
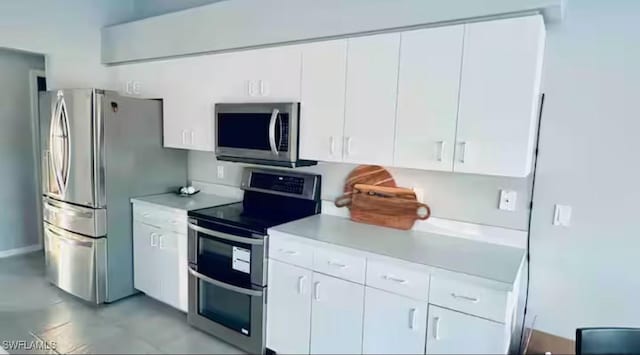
[269,214,525,287]
[130,192,239,211]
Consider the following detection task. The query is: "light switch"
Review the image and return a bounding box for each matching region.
[217,165,225,179]
[553,204,572,227]
[499,190,517,211]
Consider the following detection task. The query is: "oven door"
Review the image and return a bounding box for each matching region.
[187,266,265,354]
[215,103,298,163]
[187,220,267,353]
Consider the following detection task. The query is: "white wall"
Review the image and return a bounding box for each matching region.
[0,0,135,88]
[0,49,45,252]
[131,0,222,20]
[528,0,640,339]
[189,153,532,230]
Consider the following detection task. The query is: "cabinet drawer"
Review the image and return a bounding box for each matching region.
[429,276,508,323]
[133,204,187,234]
[366,260,430,300]
[269,237,313,269]
[313,248,366,284]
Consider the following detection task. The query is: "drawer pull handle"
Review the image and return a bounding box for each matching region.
[314,282,321,301]
[278,248,299,256]
[433,316,441,340]
[451,293,480,303]
[143,213,151,217]
[382,274,408,284]
[409,308,418,330]
[327,260,348,269]
[297,276,306,295]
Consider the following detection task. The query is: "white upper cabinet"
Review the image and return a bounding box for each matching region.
[394,25,464,171]
[455,15,545,177]
[363,287,428,355]
[426,305,507,354]
[343,33,401,166]
[299,40,348,162]
[212,46,302,102]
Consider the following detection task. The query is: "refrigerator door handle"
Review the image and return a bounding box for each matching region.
[48,97,62,195]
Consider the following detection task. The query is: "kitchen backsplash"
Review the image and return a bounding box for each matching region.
[188,151,533,231]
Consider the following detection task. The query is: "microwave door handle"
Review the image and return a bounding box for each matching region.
[268,108,279,156]
[277,113,283,152]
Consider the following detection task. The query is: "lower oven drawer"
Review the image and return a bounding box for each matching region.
[187,266,265,354]
[44,222,107,303]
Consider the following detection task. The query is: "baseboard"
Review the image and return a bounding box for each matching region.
[0,244,42,259]
[526,329,575,354]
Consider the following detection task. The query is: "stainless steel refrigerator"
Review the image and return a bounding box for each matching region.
[40,89,187,304]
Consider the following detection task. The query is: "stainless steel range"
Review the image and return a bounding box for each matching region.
[187,168,321,354]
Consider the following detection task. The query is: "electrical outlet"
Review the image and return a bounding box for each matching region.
[217,165,224,179]
[553,204,572,227]
[499,190,517,211]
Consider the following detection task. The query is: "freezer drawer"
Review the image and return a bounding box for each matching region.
[43,197,106,237]
[44,222,107,304]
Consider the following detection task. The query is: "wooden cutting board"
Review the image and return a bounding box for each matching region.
[342,165,396,195]
[349,184,431,230]
[335,165,432,230]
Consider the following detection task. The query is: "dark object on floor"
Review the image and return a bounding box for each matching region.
[576,327,640,355]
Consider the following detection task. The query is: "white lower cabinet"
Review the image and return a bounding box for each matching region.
[426,305,506,355]
[363,287,428,354]
[267,231,518,355]
[267,260,313,354]
[133,221,158,296]
[310,272,365,354]
[132,204,188,312]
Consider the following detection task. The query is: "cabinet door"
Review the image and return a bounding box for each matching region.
[162,55,216,151]
[177,231,188,312]
[426,305,506,354]
[394,26,464,171]
[213,46,301,102]
[299,40,348,162]
[363,287,428,354]
[158,231,180,309]
[455,15,545,177]
[343,33,400,166]
[310,273,365,354]
[133,221,159,296]
[266,260,312,354]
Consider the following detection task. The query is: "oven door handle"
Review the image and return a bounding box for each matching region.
[188,267,263,297]
[188,223,264,245]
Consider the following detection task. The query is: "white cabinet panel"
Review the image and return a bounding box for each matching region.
[212,46,301,102]
[429,275,509,323]
[343,33,400,165]
[363,287,428,354]
[310,273,365,354]
[426,305,507,354]
[266,260,312,354]
[394,26,464,171]
[177,231,188,312]
[455,15,545,177]
[133,221,158,296]
[158,231,180,309]
[299,40,348,162]
[132,205,187,312]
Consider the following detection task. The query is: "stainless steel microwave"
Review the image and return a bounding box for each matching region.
[214,102,316,168]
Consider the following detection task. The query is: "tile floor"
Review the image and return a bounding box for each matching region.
[0,252,245,354]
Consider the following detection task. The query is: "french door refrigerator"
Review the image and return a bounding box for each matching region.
[40,89,187,303]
